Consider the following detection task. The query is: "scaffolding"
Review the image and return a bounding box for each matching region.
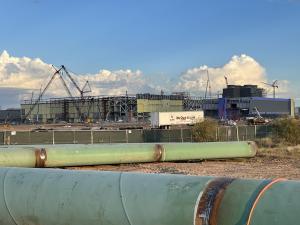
[21,93,206,124]
[21,95,137,123]
[183,96,204,110]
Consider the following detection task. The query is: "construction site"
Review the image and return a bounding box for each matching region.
[6,66,292,126]
[1,0,300,224]
[0,59,298,225]
[0,68,299,224]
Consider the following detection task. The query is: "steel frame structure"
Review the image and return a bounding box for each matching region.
[22,95,137,123]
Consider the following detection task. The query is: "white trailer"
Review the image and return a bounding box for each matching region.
[150,111,204,128]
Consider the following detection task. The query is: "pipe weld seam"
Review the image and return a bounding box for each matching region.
[246,178,287,225]
[34,148,47,168]
[2,169,19,225]
[119,173,133,225]
[161,144,166,162]
[153,144,162,161]
[195,177,235,225]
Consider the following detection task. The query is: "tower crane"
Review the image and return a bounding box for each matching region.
[204,69,212,99]
[262,80,279,98]
[224,76,228,87]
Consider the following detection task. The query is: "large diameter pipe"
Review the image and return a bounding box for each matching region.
[0,168,299,225]
[0,141,256,167]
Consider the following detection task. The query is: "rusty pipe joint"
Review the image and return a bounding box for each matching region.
[34,148,47,168]
[0,168,298,225]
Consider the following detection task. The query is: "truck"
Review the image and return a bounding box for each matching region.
[150,111,204,129]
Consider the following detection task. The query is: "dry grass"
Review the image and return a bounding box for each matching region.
[272,118,300,145]
[257,144,300,160]
[67,145,300,180]
[192,119,218,142]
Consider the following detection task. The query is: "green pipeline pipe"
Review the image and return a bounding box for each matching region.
[0,168,299,225]
[0,141,256,167]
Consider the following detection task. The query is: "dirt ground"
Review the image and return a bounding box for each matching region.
[67,145,300,180]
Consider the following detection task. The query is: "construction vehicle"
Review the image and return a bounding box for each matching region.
[246,107,270,125]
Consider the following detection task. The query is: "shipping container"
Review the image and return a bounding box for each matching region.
[150,111,204,128]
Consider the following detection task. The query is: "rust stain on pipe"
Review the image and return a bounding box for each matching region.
[195,177,235,225]
[153,144,164,162]
[34,148,47,168]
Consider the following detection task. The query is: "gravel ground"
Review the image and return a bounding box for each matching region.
[67,145,300,180]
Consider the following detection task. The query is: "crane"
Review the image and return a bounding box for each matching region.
[246,107,269,125]
[53,66,83,120]
[23,65,92,122]
[23,67,62,121]
[204,69,212,99]
[262,80,278,98]
[61,65,92,98]
[224,76,228,87]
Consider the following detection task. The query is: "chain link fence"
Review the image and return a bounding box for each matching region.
[216,125,273,142]
[0,125,273,145]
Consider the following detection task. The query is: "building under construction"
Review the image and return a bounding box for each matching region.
[21,93,192,123]
[20,65,295,123]
[21,65,199,123]
[21,95,137,123]
[21,65,137,123]
[21,91,295,123]
[21,92,207,123]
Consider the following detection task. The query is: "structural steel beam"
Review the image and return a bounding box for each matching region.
[0,168,298,225]
[0,142,256,167]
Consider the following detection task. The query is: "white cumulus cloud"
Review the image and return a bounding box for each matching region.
[0,51,291,108]
[80,69,155,96]
[0,50,52,90]
[0,50,154,106]
[175,54,270,94]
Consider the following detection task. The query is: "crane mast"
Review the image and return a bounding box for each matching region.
[262,80,279,98]
[23,67,62,121]
[23,65,91,122]
[224,76,228,87]
[204,69,212,99]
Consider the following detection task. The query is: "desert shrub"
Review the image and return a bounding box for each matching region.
[255,137,275,148]
[272,118,300,145]
[192,119,217,142]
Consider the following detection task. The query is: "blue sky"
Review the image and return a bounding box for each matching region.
[0,0,300,106]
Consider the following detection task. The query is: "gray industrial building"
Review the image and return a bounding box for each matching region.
[0,109,22,124]
[192,85,294,119]
[203,97,294,120]
[222,85,265,98]
[21,93,295,124]
[182,85,294,119]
